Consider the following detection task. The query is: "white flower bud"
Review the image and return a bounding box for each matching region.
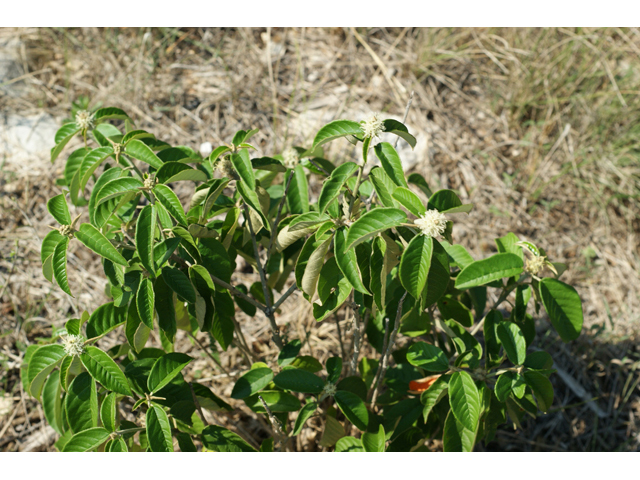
[199,142,213,157]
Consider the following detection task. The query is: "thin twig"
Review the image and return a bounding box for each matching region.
[272,283,298,312]
[334,313,346,364]
[208,272,266,313]
[258,395,287,451]
[189,382,210,426]
[369,291,408,408]
[348,302,362,376]
[393,90,415,149]
[243,205,284,349]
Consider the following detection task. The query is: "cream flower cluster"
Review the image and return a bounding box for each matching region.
[75,110,94,130]
[415,209,447,238]
[282,147,299,169]
[62,334,85,357]
[360,112,385,139]
[525,255,547,275]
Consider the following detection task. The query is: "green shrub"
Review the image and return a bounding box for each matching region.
[23,101,583,452]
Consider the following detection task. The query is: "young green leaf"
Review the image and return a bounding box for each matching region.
[124,139,164,169]
[51,123,81,163]
[78,147,115,193]
[523,371,554,412]
[497,322,527,365]
[454,253,523,290]
[95,177,143,206]
[449,371,480,432]
[156,162,208,184]
[317,161,359,214]
[52,237,72,296]
[273,369,325,394]
[286,164,310,215]
[361,424,386,452]
[382,119,417,149]
[42,373,64,435]
[147,352,193,394]
[293,402,318,436]
[100,392,118,432]
[442,410,475,452]
[41,230,65,282]
[312,120,363,148]
[539,278,583,342]
[94,107,129,122]
[231,367,274,399]
[335,436,365,452]
[427,189,473,214]
[326,357,343,384]
[374,142,408,188]
[399,234,433,299]
[47,194,71,225]
[406,342,449,372]
[74,223,129,267]
[65,372,98,433]
[201,425,256,452]
[198,237,232,284]
[153,184,188,226]
[136,277,155,330]
[146,404,174,452]
[136,204,156,275]
[161,267,196,304]
[244,391,301,413]
[85,302,127,339]
[421,375,450,423]
[334,227,369,294]
[334,390,369,431]
[392,187,426,217]
[369,167,399,208]
[344,208,407,251]
[62,427,110,452]
[230,149,255,190]
[80,346,132,396]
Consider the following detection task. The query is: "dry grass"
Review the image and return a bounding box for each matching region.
[1,27,639,451]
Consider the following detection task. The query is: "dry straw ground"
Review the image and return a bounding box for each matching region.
[1,27,639,451]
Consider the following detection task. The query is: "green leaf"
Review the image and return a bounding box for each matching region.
[293,401,318,436]
[421,375,450,422]
[524,351,554,370]
[273,369,325,394]
[75,223,129,267]
[326,357,343,384]
[494,371,526,402]
[147,352,193,394]
[399,234,432,299]
[334,390,368,431]
[94,107,129,122]
[201,425,256,452]
[86,302,127,338]
[374,142,408,188]
[291,356,323,373]
[278,340,302,367]
[62,427,110,452]
[408,172,433,198]
[47,194,71,225]
[147,404,174,452]
[382,119,417,149]
[136,277,155,330]
[362,424,386,452]
[161,267,196,304]
[125,301,150,353]
[136,204,156,275]
[52,237,72,296]
[313,120,363,148]
[369,167,399,208]
[156,162,208,184]
[65,372,98,433]
[427,189,473,214]
[251,156,286,172]
[41,230,64,282]
[236,179,270,230]
[406,342,449,372]
[484,309,503,361]
[443,410,475,452]
[287,164,310,215]
[153,184,188,226]
[296,233,332,298]
[441,241,474,269]
[345,207,407,251]
[289,212,332,231]
[230,150,255,190]
[42,371,64,435]
[51,123,81,163]
[80,346,132,396]
[334,227,369,294]
[392,187,426,217]
[198,237,232,284]
[100,392,118,432]
[78,147,115,193]
[231,367,274,399]
[244,391,301,413]
[539,278,583,342]
[454,253,523,290]
[318,161,359,214]
[497,322,527,365]
[124,139,164,169]
[523,371,554,412]
[438,296,474,328]
[449,371,480,432]
[95,177,143,206]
